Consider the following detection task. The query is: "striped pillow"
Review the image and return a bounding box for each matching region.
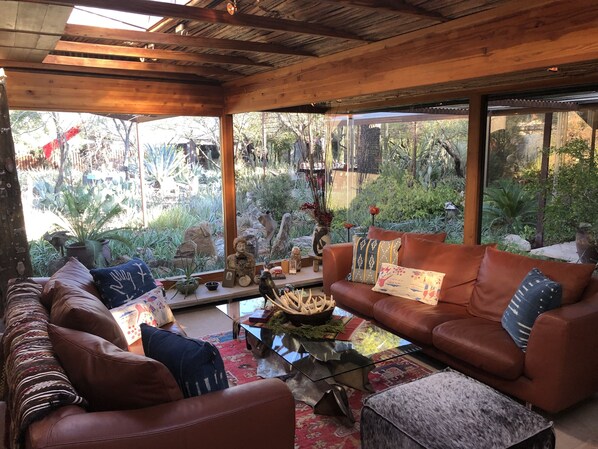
[2,279,87,448]
[350,236,401,285]
[501,268,562,351]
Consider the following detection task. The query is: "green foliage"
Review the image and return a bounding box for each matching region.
[544,139,598,243]
[144,144,188,193]
[50,185,131,245]
[482,179,537,236]
[29,239,61,277]
[349,174,461,227]
[487,128,523,183]
[149,206,197,231]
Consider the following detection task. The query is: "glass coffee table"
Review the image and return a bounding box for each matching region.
[217,297,420,423]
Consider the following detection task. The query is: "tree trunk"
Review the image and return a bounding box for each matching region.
[0,72,33,313]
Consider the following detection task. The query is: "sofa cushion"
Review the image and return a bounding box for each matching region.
[350,236,401,284]
[372,297,471,345]
[400,237,491,305]
[3,280,87,448]
[48,324,183,411]
[432,318,525,380]
[50,281,128,350]
[41,257,100,309]
[366,227,447,263]
[468,247,595,322]
[372,263,445,305]
[110,287,175,345]
[90,258,157,309]
[141,324,229,397]
[501,268,562,351]
[331,280,390,317]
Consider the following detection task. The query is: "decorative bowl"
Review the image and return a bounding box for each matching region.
[284,308,334,326]
[270,289,335,326]
[205,281,219,291]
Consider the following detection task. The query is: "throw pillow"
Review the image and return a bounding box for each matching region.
[50,281,128,350]
[140,324,229,398]
[501,268,562,351]
[469,247,595,322]
[3,280,87,448]
[110,287,175,345]
[400,236,493,305]
[350,236,401,285]
[48,324,184,411]
[372,263,445,305]
[366,227,447,264]
[41,257,101,309]
[90,258,157,309]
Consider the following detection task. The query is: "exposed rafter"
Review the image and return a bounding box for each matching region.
[320,0,448,22]
[54,41,272,67]
[43,54,241,79]
[18,0,366,41]
[64,24,316,57]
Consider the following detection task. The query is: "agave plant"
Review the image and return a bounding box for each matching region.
[483,179,537,235]
[144,144,188,196]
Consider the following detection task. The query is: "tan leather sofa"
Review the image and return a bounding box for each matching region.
[323,227,598,413]
[2,259,295,449]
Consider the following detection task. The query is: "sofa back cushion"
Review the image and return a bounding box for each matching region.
[400,236,492,305]
[41,257,100,309]
[48,324,184,411]
[50,282,128,350]
[366,227,447,263]
[468,247,596,322]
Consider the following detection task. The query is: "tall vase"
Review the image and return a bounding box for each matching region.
[312,224,331,258]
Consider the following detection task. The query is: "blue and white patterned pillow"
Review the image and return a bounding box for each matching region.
[501,268,562,351]
[90,258,156,309]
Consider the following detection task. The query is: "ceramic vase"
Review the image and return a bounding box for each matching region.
[312,224,331,258]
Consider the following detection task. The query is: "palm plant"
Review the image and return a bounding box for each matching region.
[483,180,537,236]
[51,186,131,267]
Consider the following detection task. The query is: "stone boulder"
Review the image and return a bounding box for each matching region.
[175,222,216,258]
[503,234,531,252]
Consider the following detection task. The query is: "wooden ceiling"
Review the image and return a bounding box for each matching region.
[2,0,598,115]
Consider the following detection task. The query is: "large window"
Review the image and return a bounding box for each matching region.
[11,111,224,276]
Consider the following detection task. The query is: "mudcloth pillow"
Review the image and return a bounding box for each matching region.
[372,263,445,305]
[141,324,229,397]
[501,268,562,351]
[91,258,156,308]
[110,287,175,345]
[350,236,401,285]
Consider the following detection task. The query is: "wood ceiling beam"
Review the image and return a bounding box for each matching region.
[54,41,272,67]
[42,54,240,79]
[64,24,315,57]
[18,0,364,41]
[321,0,448,22]
[224,0,598,113]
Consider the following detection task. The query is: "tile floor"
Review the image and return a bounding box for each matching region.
[173,304,598,449]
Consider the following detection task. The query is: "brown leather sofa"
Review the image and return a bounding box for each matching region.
[323,227,598,414]
[2,259,295,449]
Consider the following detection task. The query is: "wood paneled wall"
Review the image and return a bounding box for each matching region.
[5,70,224,116]
[224,0,598,114]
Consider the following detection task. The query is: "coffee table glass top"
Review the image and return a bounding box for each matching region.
[216,297,420,382]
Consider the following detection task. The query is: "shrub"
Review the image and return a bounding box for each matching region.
[482,179,537,237]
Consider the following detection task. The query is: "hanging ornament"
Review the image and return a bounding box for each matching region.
[226,0,238,15]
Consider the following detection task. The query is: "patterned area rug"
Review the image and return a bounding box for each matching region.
[204,332,432,449]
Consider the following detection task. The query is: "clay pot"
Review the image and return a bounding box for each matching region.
[175,278,199,295]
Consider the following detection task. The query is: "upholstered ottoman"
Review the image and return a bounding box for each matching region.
[361,370,555,449]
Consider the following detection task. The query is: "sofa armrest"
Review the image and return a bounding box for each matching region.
[524,291,598,412]
[26,379,295,449]
[322,243,353,295]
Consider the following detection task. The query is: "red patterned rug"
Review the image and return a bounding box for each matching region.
[204,332,432,449]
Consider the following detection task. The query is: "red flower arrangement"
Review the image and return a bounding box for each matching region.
[300,202,333,227]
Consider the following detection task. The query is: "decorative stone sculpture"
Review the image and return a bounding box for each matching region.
[226,237,256,285]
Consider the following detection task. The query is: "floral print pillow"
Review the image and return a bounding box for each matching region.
[372,263,445,305]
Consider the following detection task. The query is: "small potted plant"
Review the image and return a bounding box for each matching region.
[175,257,202,295]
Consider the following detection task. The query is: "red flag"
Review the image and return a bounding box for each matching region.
[42,126,80,159]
